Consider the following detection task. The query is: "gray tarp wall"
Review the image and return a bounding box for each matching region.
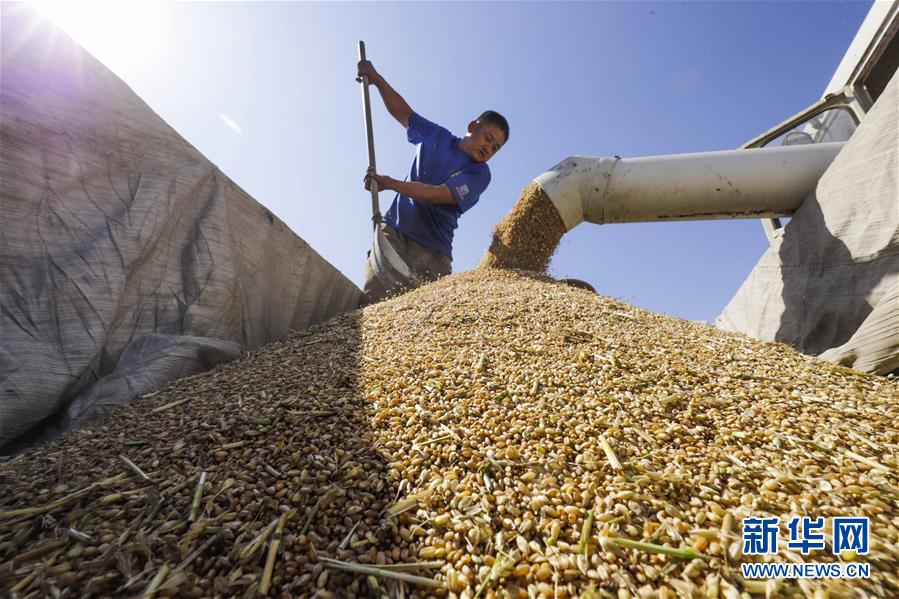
[717,69,898,375]
[0,7,361,450]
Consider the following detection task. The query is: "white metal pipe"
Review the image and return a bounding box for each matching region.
[534,142,845,231]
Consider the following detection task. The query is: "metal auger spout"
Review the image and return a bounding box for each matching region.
[534,142,845,231]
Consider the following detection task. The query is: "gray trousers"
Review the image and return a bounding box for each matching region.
[361,224,451,306]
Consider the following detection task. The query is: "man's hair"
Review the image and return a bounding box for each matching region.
[476,110,510,143]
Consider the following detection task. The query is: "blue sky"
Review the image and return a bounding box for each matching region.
[37,0,873,322]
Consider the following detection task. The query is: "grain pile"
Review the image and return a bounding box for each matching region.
[479,183,567,273]
[2,269,898,598]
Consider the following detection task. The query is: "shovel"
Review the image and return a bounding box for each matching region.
[358,40,415,290]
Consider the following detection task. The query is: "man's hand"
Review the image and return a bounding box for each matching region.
[356,60,382,86]
[364,167,393,192]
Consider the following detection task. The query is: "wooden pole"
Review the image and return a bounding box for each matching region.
[358,41,380,224]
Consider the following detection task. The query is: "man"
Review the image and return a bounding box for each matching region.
[357,59,509,305]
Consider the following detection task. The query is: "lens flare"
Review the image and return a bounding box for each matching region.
[28,0,160,74]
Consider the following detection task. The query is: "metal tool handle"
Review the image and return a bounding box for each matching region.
[358,41,380,223]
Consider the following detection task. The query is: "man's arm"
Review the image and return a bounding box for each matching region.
[358,60,412,128]
[391,180,455,205]
[365,169,455,205]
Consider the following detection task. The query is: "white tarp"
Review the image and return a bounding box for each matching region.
[0,7,361,451]
[717,69,898,374]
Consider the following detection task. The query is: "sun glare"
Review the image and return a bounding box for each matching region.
[29,0,160,73]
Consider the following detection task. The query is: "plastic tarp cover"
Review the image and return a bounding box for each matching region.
[717,69,898,374]
[0,8,361,451]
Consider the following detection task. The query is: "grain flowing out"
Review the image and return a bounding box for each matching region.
[2,269,897,598]
[479,183,567,273]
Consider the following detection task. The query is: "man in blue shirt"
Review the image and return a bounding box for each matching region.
[358,59,509,305]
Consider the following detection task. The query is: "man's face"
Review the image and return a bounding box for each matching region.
[462,122,506,163]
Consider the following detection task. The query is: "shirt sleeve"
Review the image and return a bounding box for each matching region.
[407,112,446,145]
[445,165,491,214]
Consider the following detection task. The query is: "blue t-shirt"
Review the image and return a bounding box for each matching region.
[383,112,491,259]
